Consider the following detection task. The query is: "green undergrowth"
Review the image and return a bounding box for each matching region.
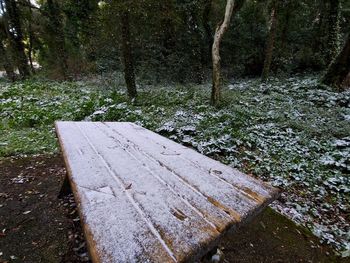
[0,75,349,254]
[0,79,102,156]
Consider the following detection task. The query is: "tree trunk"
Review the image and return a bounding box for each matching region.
[211,0,244,106]
[27,0,35,72]
[3,0,30,78]
[325,0,340,65]
[211,0,235,106]
[0,40,16,81]
[322,35,350,91]
[261,0,278,82]
[312,0,327,55]
[120,10,137,100]
[46,0,69,79]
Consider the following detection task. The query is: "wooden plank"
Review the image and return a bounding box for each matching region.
[105,122,278,216]
[55,121,280,263]
[56,122,176,263]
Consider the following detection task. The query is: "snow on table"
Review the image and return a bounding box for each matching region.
[55,121,279,263]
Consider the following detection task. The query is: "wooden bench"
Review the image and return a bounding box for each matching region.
[55,121,279,263]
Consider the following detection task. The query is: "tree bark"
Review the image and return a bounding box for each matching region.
[120,10,137,100]
[325,0,341,65]
[46,0,69,79]
[312,0,327,54]
[0,40,16,81]
[261,0,278,82]
[322,35,350,91]
[211,0,243,106]
[27,0,35,72]
[3,0,30,78]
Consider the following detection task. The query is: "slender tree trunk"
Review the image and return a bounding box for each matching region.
[0,40,16,81]
[322,35,350,91]
[312,0,326,53]
[120,10,137,100]
[261,0,278,82]
[326,0,340,65]
[27,0,35,72]
[4,0,30,78]
[211,0,244,106]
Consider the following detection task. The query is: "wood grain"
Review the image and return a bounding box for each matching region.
[55,121,280,263]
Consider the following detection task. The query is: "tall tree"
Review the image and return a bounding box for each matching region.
[45,0,69,79]
[211,0,244,106]
[322,34,350,91]
[2,0,30,78]
[0,23,15,81]
[26,0,35,72]
[325,0,341,65]
[261,0,278,81]
[0,42,15,81]
[120,8,137,100]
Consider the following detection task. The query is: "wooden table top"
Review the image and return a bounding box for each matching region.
[55,121,279,263]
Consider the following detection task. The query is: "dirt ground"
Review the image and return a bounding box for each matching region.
[0,155,348,263]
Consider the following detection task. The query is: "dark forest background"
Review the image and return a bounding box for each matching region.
[0,0,349,88]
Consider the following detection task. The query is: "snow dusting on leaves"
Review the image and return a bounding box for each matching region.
[1,75,349,255]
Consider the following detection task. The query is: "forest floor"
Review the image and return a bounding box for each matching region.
[0,74,349,259]
[0,154,347,263]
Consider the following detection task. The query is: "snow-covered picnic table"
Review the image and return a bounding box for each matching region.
[55,121,279,262]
